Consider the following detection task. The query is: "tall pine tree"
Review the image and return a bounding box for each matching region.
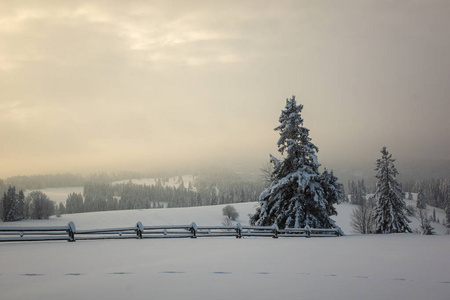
[373,147,411,233]
[251,96,343,231]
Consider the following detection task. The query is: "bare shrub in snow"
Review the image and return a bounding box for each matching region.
[222,205,239,221]
[222,217,233,227]
[260,162,273,187]
[417,208,434,235]
[350,198,375,234]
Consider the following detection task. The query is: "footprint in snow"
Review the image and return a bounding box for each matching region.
[65,273,82,276]
[109,272,132,275]
[325,274,337,277]
[440,281,450,284]
[298,272,310,275]
[161,271,185,274]
[392,278,406,281]
[353,276,369,279]
[213,272,232,275]
[257,272,271,275]
[22,273,44,276]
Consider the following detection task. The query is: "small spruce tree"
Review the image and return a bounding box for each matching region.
[446,200,450,228]
[373,147,411,233]
[2,186,24,222]
[222,205,239,221]
[416,189,426,209]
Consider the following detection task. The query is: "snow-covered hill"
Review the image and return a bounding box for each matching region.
[6,198,449,235]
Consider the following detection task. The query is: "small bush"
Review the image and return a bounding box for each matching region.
[222,205,239,221]
[26,191,55,220]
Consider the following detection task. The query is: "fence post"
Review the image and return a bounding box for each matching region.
[136,222,144,239]
[68,221,76,242]
[272,224,279,238]
[236,223,243,239]
[305,225,311,238]
[190,222,198,238]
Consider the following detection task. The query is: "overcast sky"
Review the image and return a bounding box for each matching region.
[1,0,449,177]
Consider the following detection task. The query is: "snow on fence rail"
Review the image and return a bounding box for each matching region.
[0,222,342,242]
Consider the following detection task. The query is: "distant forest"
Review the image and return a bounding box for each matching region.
[63,173,265,214]
[1,171,449,218]
[0,171,266,217]
[1,171,155,190]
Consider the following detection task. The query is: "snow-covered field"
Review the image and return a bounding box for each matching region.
[1,201,449,300]
[27,186,85,205]
[112,174,195,189]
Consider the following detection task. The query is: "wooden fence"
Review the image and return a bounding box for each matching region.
[0,222,342,242]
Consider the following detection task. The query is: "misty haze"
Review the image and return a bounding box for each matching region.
[1,1,449,300]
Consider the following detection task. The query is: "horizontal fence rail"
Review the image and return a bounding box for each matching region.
[0,222,342,242]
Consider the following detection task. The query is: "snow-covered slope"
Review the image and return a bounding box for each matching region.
[6,199,448,235]
[1,202,449,300]
[8,202,257,230]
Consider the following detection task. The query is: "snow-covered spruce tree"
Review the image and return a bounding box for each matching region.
[445,199,450,228]
[373,147,411,233]
[2,186,24,222]
[2,189,12,222]
[416,189,426,209]
[250,96,343,232]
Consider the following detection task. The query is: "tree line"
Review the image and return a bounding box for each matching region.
[348,177,450,210]
[1,171,165,191]
[57,173,265,215]
[401,178,450,209]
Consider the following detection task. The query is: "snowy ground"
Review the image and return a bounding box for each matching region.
[1,235,449,300]
[1,201,449,299]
